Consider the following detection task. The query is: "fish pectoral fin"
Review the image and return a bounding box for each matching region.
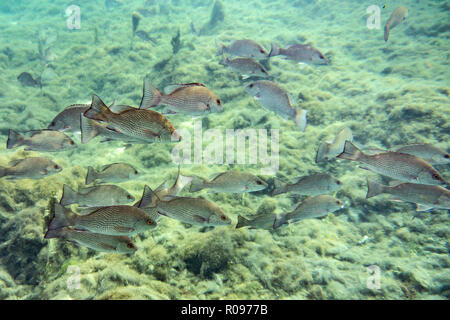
[99,242,117,251]
[193,215,207,223]
[358,166,371,171]
[40,169,48,175]
[106,126,122,134]
[388,198,405,203]
[113,226,134,233]
[143,129,160,138]
[162,109,177,115]
[241,74,250,80]
[416,204,433,212]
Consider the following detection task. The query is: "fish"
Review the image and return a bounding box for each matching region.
[60,184,135,207]
[219,57,269,79]
[391,144,450,165]
[83,94,181,143]
[236,213,283,230]
[272,173,342,196]
[44,227,137,253]
[216,39,268,59]
[366,178,450,212]
[80,113,145,144]
[140,79,223,115]
[269,43,328,65]
[274,195,345,229]
[0,157,62,180]
[133,169,193,219]
[189,171,267,193]
[154,195,232,227]
[47,104,90,132]
[7,129,77,152]
[315,127,353,163]
[384,6,408,42]
[135,30,157,44]
[17,72,41,88]
[48,203,156,236]
[86,163,140,185]
[244,80,307,131]
[337,141,447,186]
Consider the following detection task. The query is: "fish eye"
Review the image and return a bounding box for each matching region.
[216,99,221,105]
[53,165,59,169]
[336,200,341,205]
[432,174,440,180]
[50,122,55,126]
[445,154,450,159]
[256,180,263,185]
[336,180,341,185]
[249,84,254,88]
[127,195,132,199]
[70,141,75,145]
[260,49,264,53]
[127,243,135,249]
[146,219,153,225]
[134,170,139,174]
[220,215,227,221]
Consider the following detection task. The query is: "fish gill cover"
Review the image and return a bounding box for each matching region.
[0,0,448,300]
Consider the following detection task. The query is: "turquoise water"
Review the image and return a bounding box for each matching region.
[0,0,448,300]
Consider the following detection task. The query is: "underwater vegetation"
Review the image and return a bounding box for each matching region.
[0,0,448,300]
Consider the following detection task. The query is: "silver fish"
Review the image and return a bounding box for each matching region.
[272,173,342,196]
[44,227,138,253]
[245,80,307,130]
[86,163,140,184]
[384,6,408,42]
[391,144,450,165]
[338,141,447,186]
[141,79,223,115]
[60,184,135,207]
[216,39,268,59]
[316,127,353,163]
[366,179,450,212]
[7,129,77,152]
[189,171,267,193]
[83,95,181,143]
[269,43,328,64]
[0,157,62,179]
[219,57,269,79]
[275,195,344,229]
[236,213,282,230]
[48,203,156,236]
[155,195,232,227]
[47,104,89,132]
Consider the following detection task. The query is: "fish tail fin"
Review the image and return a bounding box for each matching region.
[139,80,162,109]
[85,166,97,185]
[384,25,390,42]
[315,141,330,163]
[7,129,24,149]
[48,204,76,231]
[337,141,363,161]
[189,175,206,193]
[80,114,100,144]
[366,178,385,199]
[83,95,112,122]
[139,76,161,109]
[271,179,287,196]
[0,166,6,178]
[171,166,193,196]
[294,108,307,131]
[235,215,249,229]
[60,184,78,206]
[44,227,67,239]
[269,43,280,57]
[273,213,287,229]
[215,39,225,56]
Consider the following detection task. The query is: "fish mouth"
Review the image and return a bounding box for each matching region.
[171,131,182,142]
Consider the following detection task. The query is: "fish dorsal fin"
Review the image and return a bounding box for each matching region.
[138,185,159,208]
[209,171,226,181]
[416,204,433,212]
[139,76,152,109]
[66,103,90,110]
[293,175,307,184]
[164,83,205,94]
[99,242,116,251]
